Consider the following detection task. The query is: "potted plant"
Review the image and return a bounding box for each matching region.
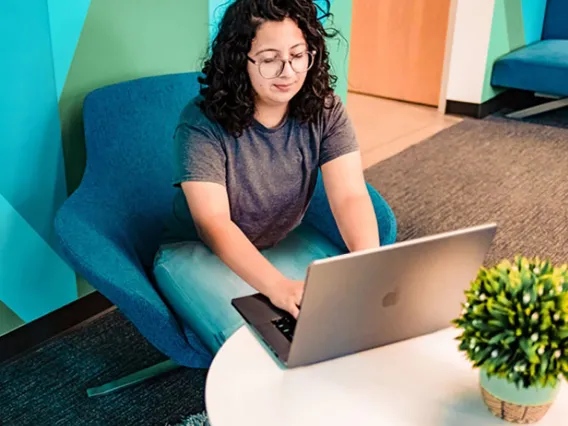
[453,255,568,424]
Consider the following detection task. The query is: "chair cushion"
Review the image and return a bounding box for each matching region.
[491,40,568,97]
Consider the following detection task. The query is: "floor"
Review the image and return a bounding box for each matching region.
[346,92,462,169]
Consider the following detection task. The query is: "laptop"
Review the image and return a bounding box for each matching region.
[232,223,497,368]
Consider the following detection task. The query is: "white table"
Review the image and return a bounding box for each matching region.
[205,326,568,425]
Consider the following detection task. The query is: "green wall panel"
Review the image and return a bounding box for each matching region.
[326,0,352,103]
[77,275,94,298]
[59,0,210,193]
[482,0,514,102]
[0,300,24,336]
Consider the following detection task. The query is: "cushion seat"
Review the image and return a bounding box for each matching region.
[491,40,568,97]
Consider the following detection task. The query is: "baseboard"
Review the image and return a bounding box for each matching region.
[446,89,543,118]
[0,291,114,365]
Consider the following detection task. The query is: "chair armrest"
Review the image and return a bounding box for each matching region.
[54,189,212,368]
[303,172,397,252]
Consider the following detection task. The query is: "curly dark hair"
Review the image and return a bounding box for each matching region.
[198,0,339,137]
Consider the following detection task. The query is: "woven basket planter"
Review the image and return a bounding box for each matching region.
[481,386,553,424]
[479,369,560,424]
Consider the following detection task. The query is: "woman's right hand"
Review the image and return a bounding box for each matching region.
[266,278,305,319]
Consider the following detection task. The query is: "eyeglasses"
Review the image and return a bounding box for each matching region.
[247,51,316,79]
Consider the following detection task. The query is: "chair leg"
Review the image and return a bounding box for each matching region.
[506,97,568,119]
[87,359,181,397]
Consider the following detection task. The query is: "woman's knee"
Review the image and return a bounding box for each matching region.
[152,240,251,353]
[153,240,231,313]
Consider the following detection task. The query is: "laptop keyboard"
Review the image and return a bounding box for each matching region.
[272,316,296,341]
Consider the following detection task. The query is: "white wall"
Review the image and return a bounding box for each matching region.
[445,0,496,104]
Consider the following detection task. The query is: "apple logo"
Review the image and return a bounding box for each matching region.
[382,287,400,308]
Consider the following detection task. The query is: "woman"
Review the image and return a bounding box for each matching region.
[154,0,380,355]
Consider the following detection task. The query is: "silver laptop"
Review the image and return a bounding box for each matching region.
[232,223,497,368]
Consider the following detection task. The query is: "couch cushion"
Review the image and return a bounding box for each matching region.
[542,0,568,40]
[491,40,568,97]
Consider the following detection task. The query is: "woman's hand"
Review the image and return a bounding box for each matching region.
[266,279,305,319]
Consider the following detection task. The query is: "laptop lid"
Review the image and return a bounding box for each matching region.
[286,223,497,368]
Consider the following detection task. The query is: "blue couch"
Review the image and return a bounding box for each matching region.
[491,0,568,118]
[54,71,397,395]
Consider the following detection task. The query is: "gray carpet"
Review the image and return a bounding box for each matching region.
[364,116,568,266]
[0,309,208,426]
[1,113,567,426]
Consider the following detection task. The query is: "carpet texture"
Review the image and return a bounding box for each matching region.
[1,114,567,426]
[364,116,568,266]
[0,309,208,426]
[171,411,209,426]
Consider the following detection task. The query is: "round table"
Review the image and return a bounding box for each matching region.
[205,325,568,426]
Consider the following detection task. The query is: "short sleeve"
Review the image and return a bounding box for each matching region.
[319,96,359,167]
[172,119,226,187]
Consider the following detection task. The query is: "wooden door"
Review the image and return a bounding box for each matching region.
[349,0,452,106]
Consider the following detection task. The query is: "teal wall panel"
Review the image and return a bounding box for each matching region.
[0,0,76,335]
[209,0,231,43]
[0,194,75,323]
[522,0,548,44]
[0,0,69,246]
[47,0,92,99]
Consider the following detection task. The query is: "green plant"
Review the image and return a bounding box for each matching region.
[453,255,568,389]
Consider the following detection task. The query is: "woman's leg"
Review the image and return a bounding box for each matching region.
[153,224,343,355]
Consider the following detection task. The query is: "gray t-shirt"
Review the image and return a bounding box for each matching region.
[161,94,358,250]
